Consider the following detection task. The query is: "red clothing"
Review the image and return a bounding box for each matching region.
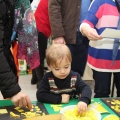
[34,0,51,38]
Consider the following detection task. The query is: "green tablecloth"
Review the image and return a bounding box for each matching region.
[0,98,119,119]
[44,98,78,114]
[44,98,119,119]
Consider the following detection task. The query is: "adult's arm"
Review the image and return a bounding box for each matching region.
[80,0,103,41]
[80,23,102,41]
[0,52,32,110]
[0,52,21,98]
[48,0,65,39]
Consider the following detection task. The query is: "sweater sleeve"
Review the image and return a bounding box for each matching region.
[48,0,65,39]
[82,0,102,28]
[36,73,62,104]
[75,73,92,105]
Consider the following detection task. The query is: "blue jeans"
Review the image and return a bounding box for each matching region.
[66,32,89,76]
[92,70,120,97]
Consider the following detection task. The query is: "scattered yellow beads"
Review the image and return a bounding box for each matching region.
[51,104,62,111]
[88,102,108,113]
[63,106,100,120]
[106,99,120,112]
[10,112,20,118]
[103,114,119,120]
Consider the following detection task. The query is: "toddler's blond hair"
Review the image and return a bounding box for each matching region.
[46,44,72,67]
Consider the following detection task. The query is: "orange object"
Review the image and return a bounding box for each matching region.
[11,41,19,75]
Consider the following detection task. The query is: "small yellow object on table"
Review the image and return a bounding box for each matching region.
[51,104,63,112]
[60,105,101,120]
[0,109,8,114]
[10,111,20,118]
[103,114,119,120]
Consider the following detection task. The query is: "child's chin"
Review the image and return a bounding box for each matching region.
[59,76,67,79]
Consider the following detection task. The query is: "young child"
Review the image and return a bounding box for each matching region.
[36,44,92,114]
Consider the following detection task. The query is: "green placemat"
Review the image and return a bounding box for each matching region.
[91,98,119,119]
[44,98,78,114]
[0,100,13,107]
[44,98,119,119]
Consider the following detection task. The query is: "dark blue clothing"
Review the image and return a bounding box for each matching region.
[37,70,92,104]
[93,70,120,97]
[66,0,91,77]
[67,32,89,76]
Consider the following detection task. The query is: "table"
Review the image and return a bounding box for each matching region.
[0,98,119,120]
[44,98,119,119]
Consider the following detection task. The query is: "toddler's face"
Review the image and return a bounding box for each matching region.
[27,13,34,23]
[49,57,71,79]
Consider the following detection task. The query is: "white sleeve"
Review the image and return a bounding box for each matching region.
[31,0,41,13]
[80,23,90,32]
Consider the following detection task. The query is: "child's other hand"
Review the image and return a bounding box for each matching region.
[77,101,87,115]
[61,94,70,103]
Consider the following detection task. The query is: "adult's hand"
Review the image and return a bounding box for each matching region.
[53,37,66,44]
[81,24,103,41]
[11,91,32,110]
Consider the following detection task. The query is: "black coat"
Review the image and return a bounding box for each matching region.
[0,0,21,99]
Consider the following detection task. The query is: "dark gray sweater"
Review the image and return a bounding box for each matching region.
[37,70,92,104]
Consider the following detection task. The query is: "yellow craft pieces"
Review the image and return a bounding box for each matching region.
[42,112,45,116]
[111,101,115,105]
[21,111,40,118]
[9,104,47,119]
[73,106,79,116]
[35,106,39,109]
[30,109,33,112]
[17,109,24,112]
[103,114,119,120]
[106,100,110,102]
[0,109,8,114]
[14,107,21,110]
[10,111,20,118]
[73,106,85,117]
[51,104,63,112]
[36,108,40,111]
[88,102,109,113]
[106,99,120,112]
[63,107,100,120]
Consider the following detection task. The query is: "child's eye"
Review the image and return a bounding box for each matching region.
[65,66,69,69]
[54,68,60,71]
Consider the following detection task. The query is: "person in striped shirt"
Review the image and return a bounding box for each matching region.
[80,0,120,98]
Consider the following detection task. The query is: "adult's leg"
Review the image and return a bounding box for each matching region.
[67,32,89,77]
[113,72,120,97]
[37,32,48,66]
[35,32,48,88]
[92,70,112,98]
[31,69,38,84]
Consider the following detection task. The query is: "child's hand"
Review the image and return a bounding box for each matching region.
[61,94,70,103]
[77,101,87,115]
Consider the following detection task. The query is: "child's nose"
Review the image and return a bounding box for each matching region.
[60,68,65,73]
